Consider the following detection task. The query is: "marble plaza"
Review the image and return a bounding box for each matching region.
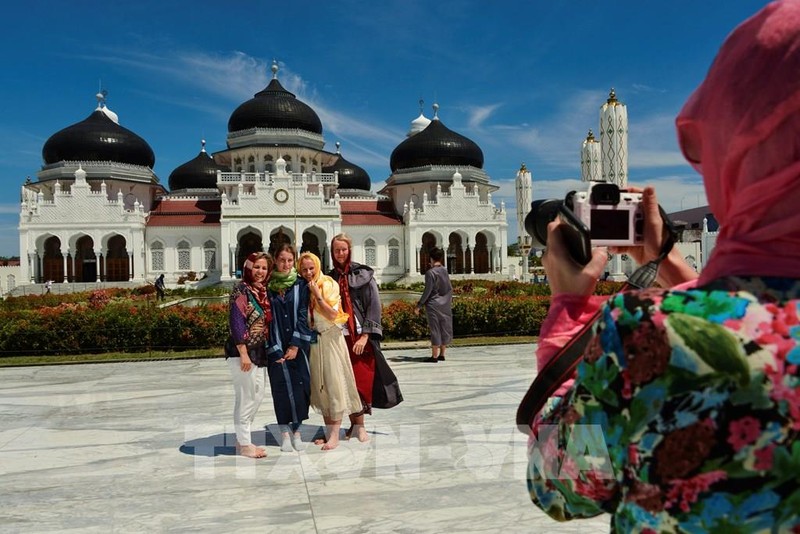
[0,344,610,533]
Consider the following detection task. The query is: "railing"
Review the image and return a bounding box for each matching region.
[219,171,337,184]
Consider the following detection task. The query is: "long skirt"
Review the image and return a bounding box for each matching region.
[310,323,362,421]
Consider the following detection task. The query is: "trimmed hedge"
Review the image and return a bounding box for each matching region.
[0,281,624,356]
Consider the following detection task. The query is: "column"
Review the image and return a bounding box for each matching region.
[415,246,420,273]
[29,252,37,283]
[95,250,102,283]
[62,253,69,283]
[37,254,43,283]
[129,252,134,281]
[468,247,474,274]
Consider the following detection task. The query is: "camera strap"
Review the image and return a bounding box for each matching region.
[515,208,678,434]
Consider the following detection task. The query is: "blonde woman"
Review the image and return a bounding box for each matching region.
[298,252,361,450]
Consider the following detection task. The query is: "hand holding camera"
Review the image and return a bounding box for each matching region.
[525,181,644,266]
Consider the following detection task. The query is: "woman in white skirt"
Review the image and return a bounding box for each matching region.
[298,252,362,450]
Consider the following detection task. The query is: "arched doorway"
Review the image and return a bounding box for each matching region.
[75,236,97,282]
[42,236,63,283]
[447,233,465,274]
[237,232,263,274]
[301,231,320,258]
[419,232,437,274]
[105,235,129,282]
[474,232,490,273]
[268,227,292,257]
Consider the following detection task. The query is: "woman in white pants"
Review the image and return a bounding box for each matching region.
[226,252,272,458]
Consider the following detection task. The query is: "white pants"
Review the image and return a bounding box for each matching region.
[227,358,267,447]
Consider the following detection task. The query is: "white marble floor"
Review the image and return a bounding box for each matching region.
[0,344,611,533]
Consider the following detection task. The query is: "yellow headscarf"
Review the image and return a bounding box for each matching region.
[298,252,349,326]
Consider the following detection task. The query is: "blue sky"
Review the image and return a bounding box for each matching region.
[0,0,769,256]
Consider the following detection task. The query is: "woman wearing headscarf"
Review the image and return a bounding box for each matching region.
[525,2,800,530]
[226,252,272,459]
[266,244,313,452]
[298,252,362,450]
[329,233,402,442]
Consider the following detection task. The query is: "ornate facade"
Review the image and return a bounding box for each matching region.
[18,63,508,288]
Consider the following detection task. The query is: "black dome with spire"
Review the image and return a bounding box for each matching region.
[322,144,371,190]
[228,62,322,134]
[389,115,483,172]
[168,141,227,190]
[42,95,155,168]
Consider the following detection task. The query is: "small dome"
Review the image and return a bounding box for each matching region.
[323,143,371,191]
[168,140,227,191]
[390,116,484,172]
[42,97,156,168]
[228,62,322,134]
[408,99,431,136]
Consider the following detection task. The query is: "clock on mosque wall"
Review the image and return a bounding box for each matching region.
[274,189,289,204]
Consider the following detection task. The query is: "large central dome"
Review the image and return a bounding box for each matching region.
[42,95,155,168]
[389,114,483,172]
[228,62,323,134]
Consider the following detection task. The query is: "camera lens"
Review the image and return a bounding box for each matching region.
[525,199,562,247]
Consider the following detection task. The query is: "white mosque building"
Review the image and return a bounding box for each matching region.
[16,62,508,290]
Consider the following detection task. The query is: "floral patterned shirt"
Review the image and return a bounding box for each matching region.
[528,277,800,533]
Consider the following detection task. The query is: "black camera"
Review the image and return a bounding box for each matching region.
[524,182,643,265]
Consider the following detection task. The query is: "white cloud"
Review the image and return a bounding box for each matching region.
[465,103,502,130]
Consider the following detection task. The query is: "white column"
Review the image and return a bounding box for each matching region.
[128,252,134,281]
[28,252,37,283]
[95,250,102,283]
[62,253,69,283]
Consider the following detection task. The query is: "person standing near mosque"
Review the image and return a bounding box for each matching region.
[226,252,272,459]
[298,251,362,450]
[266,244,313,452]
[415,247,453,362]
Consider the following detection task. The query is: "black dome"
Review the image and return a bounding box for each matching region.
[168,147,227,190]
[323,152,371,191]
[228,78,323,134]
[390,119,483,172]
[42,110,155,168]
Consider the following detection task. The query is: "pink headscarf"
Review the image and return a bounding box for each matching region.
[676,0,800,283]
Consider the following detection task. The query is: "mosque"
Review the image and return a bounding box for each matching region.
[16,62,509,290]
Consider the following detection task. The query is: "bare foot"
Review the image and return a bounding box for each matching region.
[237,444,267,458]
[348,425,370,443]
[322,436,340,450]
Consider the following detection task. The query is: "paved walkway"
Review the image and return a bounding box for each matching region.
[0,344,610,533]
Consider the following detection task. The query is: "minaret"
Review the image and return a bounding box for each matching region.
[516,163,532,281]
[599,89,628,187]
[580,130,601,182]
[515,163,532,250]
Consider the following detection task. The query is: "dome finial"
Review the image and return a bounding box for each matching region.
[432,102,440,120]
[96,88,108,109]
[271,59,279,80]
[418,98,425,114]
[586,129,596,141]
[335,141,341,154]
[201,139,206,153]
[607,88,617,104]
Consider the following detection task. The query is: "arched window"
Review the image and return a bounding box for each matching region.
[364,238,377,266]
[203,240,217,270]
[388,238,400,267]
[7,274,15,292]
[151,242,164,271]
[177,240,191,271]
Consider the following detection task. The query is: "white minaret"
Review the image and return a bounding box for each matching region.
[515,163,532,281]
[599,89,628,187]
[580,129,601,182]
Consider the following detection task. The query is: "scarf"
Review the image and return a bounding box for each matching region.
[676,0,800,283]
[242,253,271,320]
[299,252,349,327]
[333,248,359,339]
[268,267,298,292]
